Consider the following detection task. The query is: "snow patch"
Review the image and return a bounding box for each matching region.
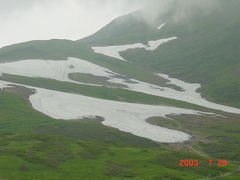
[0,57,116,83]
[29,87,215,143]
[92,37,177,61]
[0,80,10,89]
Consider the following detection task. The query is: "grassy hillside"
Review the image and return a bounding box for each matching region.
[78,10,158,46]
[0,90,239,180]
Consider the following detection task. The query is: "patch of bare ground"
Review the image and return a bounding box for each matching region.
[3,85,35,100]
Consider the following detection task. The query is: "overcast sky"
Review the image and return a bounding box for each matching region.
[0,0,148,48]
[0,0,220,48]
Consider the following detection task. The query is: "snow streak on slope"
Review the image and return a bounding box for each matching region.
[29,87,206,143]
[0,58,240,114]
[0,79,212,143]
[92,37,177,61]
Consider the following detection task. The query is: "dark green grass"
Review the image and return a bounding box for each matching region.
[68,73,127,88]
[0,134,236,180]
[150,114,240,164]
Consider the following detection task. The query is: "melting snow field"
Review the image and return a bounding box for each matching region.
[0,58,240,114]
[0,79,209,143]
[0,22,239,144]
[28,86,212,143]
[0,80,199,143]
[0,58,116,83]
[92,37,177,61]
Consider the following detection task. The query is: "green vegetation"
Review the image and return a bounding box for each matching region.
[149,113,240,163]
[147,117,179,130]
[78,10,158,46]
[68,73,127,88]
[0,90,238,180]
[121,1,240,108]
[1,133,235,180]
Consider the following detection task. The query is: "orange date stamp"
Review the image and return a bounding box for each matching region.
[179,160,228,167]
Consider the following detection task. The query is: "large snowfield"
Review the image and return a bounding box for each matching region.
[0,32,240,142]
[1,80,216,143]
[0,56,239,143]
[0,57,240,114]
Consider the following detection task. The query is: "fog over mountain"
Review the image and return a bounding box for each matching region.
[0,0,221,47]
[140,0,221,25]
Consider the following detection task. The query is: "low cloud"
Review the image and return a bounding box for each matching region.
[0,0,145,47]
[0,0,221,47]
[140,0,221,25]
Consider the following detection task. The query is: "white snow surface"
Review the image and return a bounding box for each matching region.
[0,57,116,83]
[154,74,240,114]
[0,81,10,89]
[29,86,213,143]
[92,37,177,61]
[1,79,215,143]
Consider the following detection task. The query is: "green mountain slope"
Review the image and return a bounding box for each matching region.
[79,0,240,108]
[78,10,158,46]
